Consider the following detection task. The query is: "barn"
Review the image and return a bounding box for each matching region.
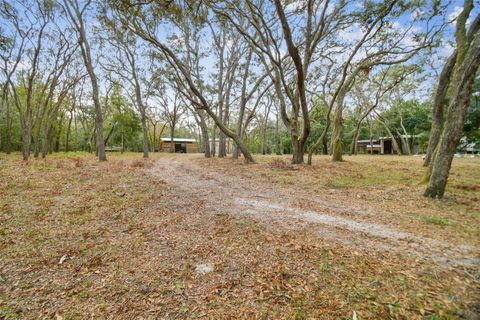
[160,138,198,153]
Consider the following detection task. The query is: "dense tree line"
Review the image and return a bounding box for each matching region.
[0,0,479,198]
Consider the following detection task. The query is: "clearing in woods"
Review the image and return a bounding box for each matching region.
[0,153,479,319]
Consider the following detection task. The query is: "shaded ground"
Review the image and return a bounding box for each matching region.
[0,153,479,319]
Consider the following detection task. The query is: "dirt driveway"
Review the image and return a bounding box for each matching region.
[1,153,478,319]
[149,155,479,270]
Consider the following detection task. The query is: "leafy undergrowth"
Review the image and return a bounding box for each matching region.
[0,153,479,319]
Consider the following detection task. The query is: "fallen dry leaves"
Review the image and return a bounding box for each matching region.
[0,152,478,319]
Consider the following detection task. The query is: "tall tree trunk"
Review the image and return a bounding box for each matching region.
[64,0,106,161]
[170,127,175,153]
[54,124,61,153]
[350,120,362,156]
[73,115,78,151]
[103,122,117,147]
[211,125,216,157]
[274,111,280,155]
[33,122,42,159]
[90,76,106,161]
[331,103,344,161]
[291,137,305,164]
[233,50,253,160]
[399,115,412,155]
[133,29,253,161]
[423,54,457,166]
[261,100,271,155]
[5,99,11,154]
[425,23,480,198]
[375,113,402,154]
[151,123,157,152]
[131,56,149,158]
[0,83,6,153]
[198,110,210,158]
[261,125,267,155]
[394,128,409,155]
[424,12,480,165]
[368,118,374,155]
[65,111,73,152]
[218,133,225,157]
[387,131,402,154]
[307,102,333,164]
[141,112,149,158]
[322,138,328,155]
[41,125,49,159]
[349,101,379,155]
[219,79,232,158]
[21,122,32,161]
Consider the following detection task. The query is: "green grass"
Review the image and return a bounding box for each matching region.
[0,308,19,320]
[423,216,449,226]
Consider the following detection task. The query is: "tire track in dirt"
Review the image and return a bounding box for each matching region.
[149,156,479,270]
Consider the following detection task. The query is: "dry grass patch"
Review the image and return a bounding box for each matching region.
[0,153,479,319]
[197,155,480,246]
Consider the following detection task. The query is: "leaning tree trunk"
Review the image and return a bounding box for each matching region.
[424,11,480,166]
[395,128,411,155]
[424,80,477,197]
[233,50,253,160]
[201,104,254,163]
[65,0,107,161]
[388,132,402,155]
[135,32,253,161]
[425,30,480,198]
[423,57,456,166]
[376,115,402,154]
[398,114,412,155]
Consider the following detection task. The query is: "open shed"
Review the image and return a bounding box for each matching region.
[357,138,394,154]
[161,138,198,153]
[357,136,419,154]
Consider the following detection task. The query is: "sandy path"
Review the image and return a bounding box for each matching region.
[149,155,479,270]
